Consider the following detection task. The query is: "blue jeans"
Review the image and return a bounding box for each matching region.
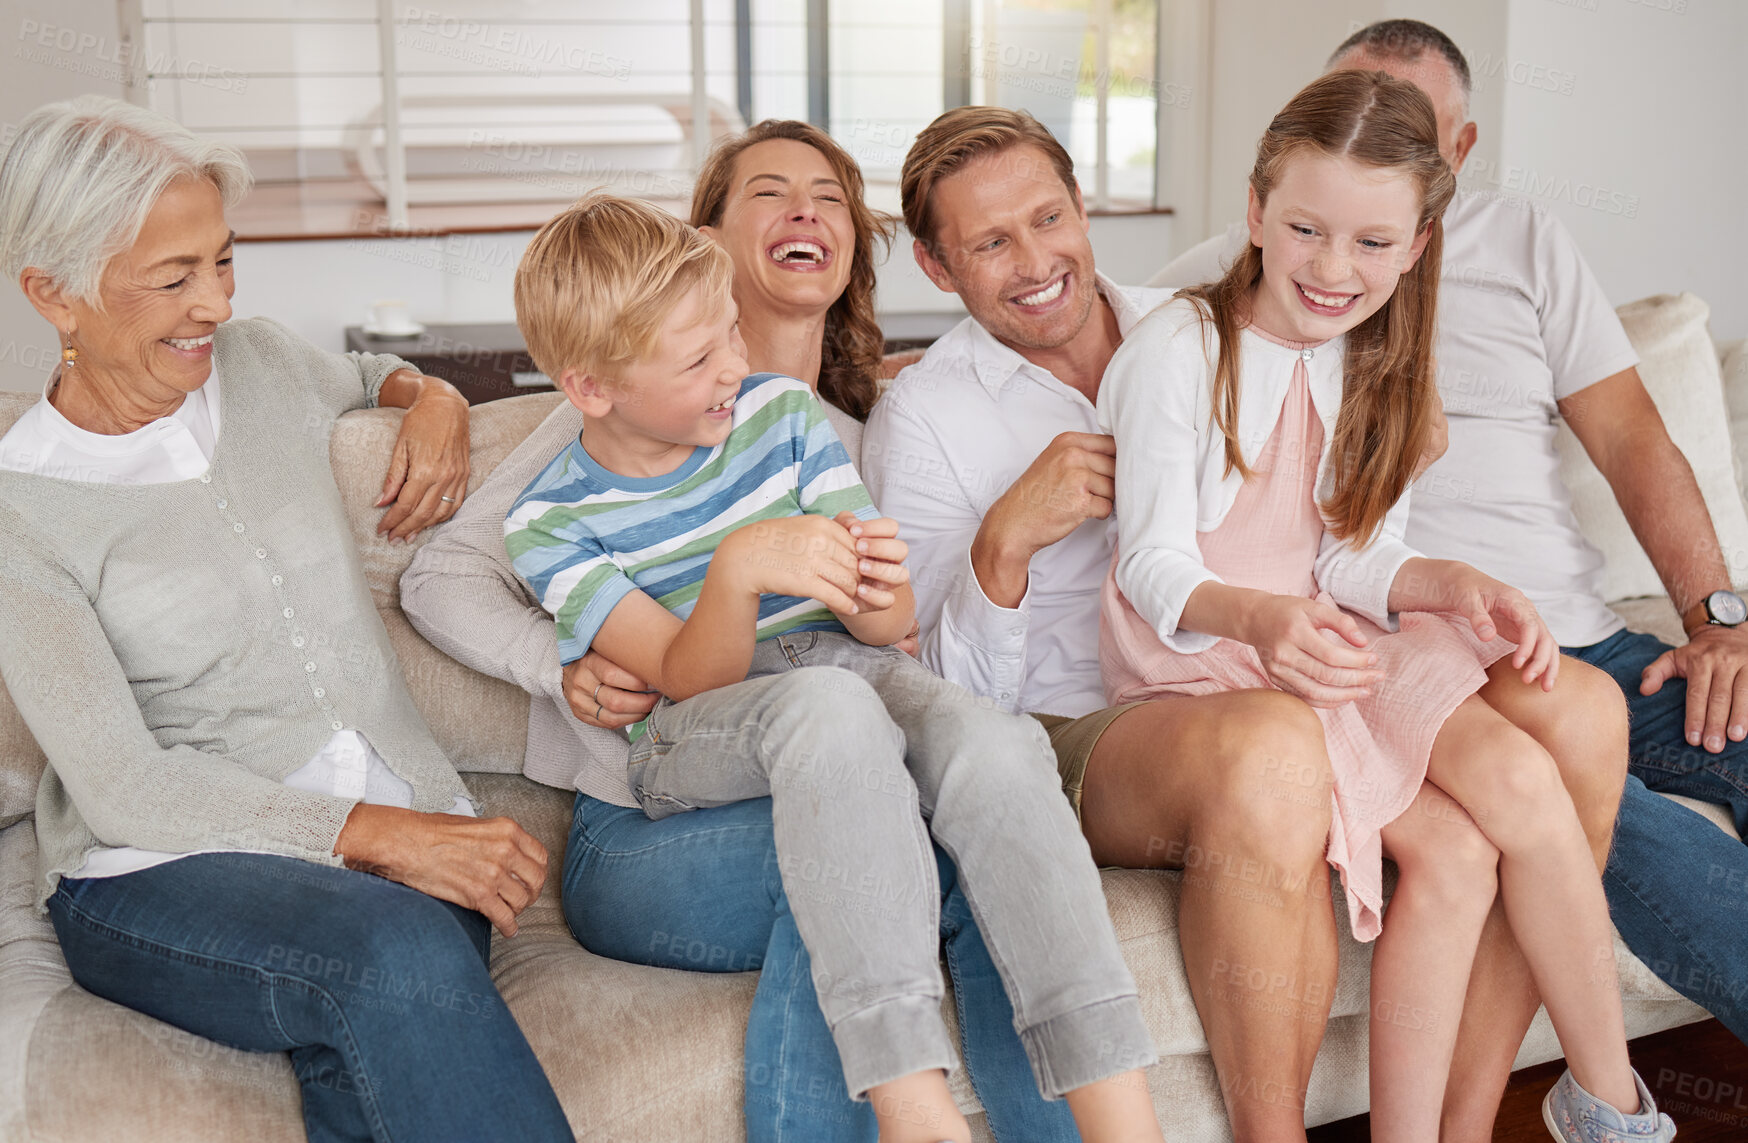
[1571,628,1748,1041]
[47,852,573,1143]
[562,793,1080,1143]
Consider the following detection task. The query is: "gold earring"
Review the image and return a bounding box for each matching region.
[61,334,77,369]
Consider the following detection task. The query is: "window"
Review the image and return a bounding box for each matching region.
[128,0,1170,237]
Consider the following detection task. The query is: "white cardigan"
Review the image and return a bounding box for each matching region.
[1095,297,1420,654]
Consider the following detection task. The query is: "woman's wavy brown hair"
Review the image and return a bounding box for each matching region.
[690,120,897,422]
[1180,69,1455,545]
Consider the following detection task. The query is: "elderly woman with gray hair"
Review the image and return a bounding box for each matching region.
[0,96,572,1142]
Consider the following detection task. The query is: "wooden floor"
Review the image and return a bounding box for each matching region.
[1306,1019,1748,1141]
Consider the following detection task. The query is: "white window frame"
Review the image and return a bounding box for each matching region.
[120,0,1206,226]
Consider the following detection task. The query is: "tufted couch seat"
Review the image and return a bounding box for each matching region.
[1,292,1744,1142]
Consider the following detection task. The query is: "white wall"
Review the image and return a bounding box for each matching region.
[1182,0,1743,339]
[0,0,126,391]
[1199,0,1387,247]
[1495,0,1747,340]
[1195,0,1512,255]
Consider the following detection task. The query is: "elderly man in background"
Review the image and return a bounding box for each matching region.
[1157,17,1748,1138]
[0,96,571,1143]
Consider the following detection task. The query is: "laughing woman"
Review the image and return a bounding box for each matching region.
[402,121,1081,1143]
[0,97,572,1143]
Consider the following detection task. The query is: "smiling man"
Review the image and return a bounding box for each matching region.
[862,107,1345,1141]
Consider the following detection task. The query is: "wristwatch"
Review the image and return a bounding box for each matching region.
[1682,589,1748,635]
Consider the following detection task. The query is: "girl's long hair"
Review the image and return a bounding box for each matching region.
[1179,69,1456,545]
[690,120,897,421]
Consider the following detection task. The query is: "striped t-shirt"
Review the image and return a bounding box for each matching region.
[505,373,878,665]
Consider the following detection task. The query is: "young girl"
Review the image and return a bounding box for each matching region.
[1097,71,1673,1141]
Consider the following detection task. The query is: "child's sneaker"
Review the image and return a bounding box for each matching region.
[1542,1068,1675,1142]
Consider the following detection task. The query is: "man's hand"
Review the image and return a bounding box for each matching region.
[1641,625,1748,753]
[720,515,862,614]
[334,805,548,938]
[971,432,1115,608]
[562,651,658,730]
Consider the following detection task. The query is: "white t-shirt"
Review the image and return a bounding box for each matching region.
[1152,188,1640,647]
[0,369,472,879]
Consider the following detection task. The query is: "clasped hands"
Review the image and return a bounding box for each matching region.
[560,511,912,729]
[1235,565,1561,708]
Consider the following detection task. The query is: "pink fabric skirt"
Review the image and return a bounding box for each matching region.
[1101,575,1510,941]
[1099,337,1511,941]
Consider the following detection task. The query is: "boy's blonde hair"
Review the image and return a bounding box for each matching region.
[513,191,735,382]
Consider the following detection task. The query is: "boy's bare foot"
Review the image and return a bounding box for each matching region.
[868,1069,971,1143]
[1065,1069,1167,1143]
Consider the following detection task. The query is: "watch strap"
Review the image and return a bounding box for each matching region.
[1684,591,1745,635]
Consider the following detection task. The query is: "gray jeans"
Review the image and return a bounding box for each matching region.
[627,630,1155,1099]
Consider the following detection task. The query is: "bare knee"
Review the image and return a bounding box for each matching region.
[1544,662,1630,841]
[1389,803,1499,920]
[1466,729,1575,849]
[1221,691,1330,774]
[1494,660,1630,784]
[1192,693,1334,885]
[1212,691,1331,808]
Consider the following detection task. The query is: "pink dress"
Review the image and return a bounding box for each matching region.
[1099,330,1511,942]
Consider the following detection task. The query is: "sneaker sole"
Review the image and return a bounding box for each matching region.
[1543,1089,1572,1142]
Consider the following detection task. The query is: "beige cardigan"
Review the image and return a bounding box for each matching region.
[0,319,474,904]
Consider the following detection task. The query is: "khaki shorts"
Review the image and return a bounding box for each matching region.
[1029,702,1149,821]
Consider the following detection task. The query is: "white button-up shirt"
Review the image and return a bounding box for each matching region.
[0,368,470,879]
[863,275,1174,718]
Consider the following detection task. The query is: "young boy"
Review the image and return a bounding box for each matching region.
[503,193,1161,1143]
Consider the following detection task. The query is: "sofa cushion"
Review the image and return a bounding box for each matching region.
[1608,595,1684,647]
[0,816,307,1143]
[3,771,1712,1143]
[1724,339,1748,510]
[1556,293,1748,601]
[0,687,43,832]
[326,392,568,773]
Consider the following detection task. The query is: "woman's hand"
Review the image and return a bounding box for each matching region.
[334,804,548,938]
[562,650,659,729]
[1237,594,1383,708]
[377,371,471,542]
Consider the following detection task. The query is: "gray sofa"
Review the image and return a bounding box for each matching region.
[1,292,1742,1142]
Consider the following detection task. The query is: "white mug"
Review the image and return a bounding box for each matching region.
[367,300,421,335]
